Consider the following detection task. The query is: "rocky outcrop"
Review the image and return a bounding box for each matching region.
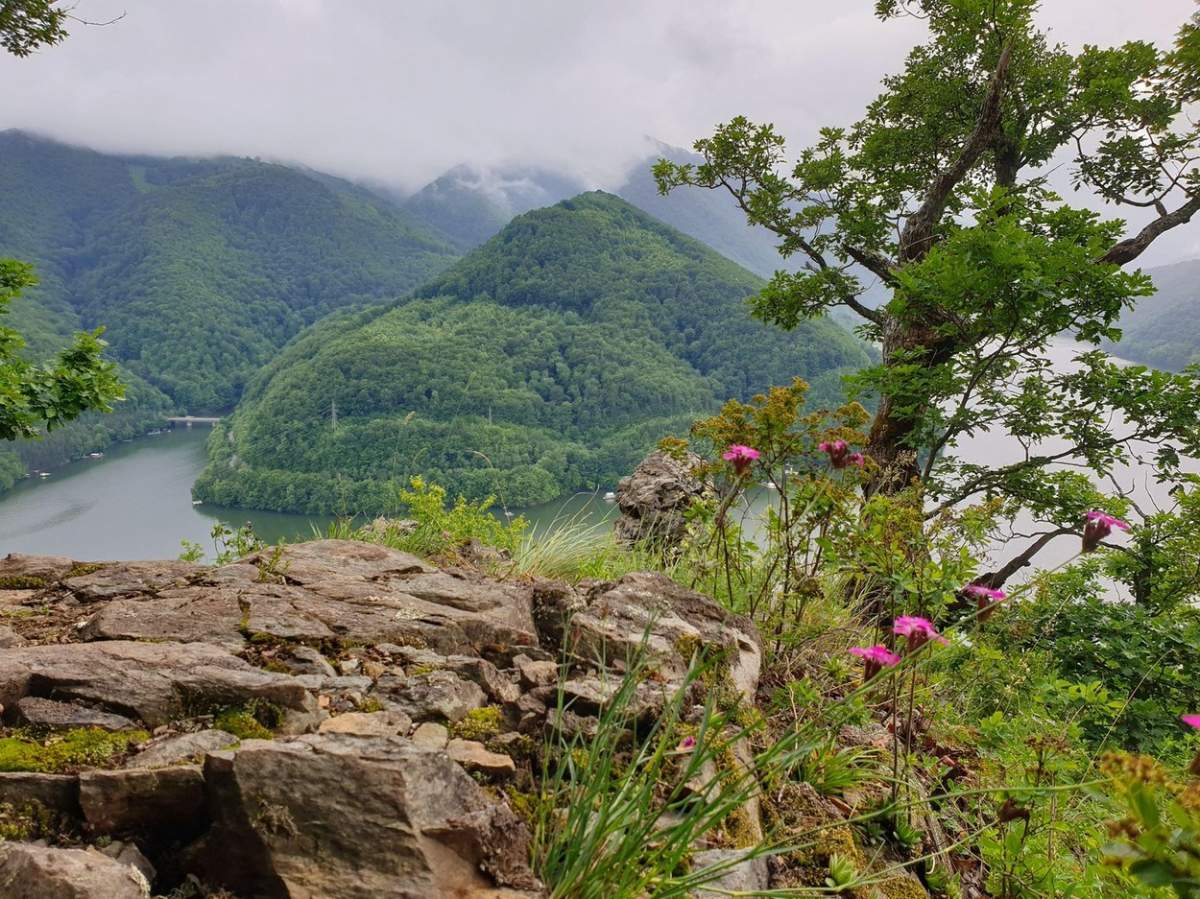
[614,449,707,549]
[0,541,765,897]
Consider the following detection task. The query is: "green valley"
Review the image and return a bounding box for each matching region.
[196,192,871,512]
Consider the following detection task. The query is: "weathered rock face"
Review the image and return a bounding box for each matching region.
[0,538,766,897]
[614,450,707,549]
[191,734,541,899]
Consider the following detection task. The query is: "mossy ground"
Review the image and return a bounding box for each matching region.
[212,701,285,740]
[0,727,149,773]
[450,706,504,741]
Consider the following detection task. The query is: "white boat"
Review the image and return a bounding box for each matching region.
[604,491,617,502]
[38,471,51,479]
[87,452,104,459]
[191,499,203,506]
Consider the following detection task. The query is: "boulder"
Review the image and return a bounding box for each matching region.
[125,729,239,768]
[191,733,541,898]
[12,697,140,731]
[0,772,80,816]
[374,669,487,723]
[614,450,706,549]
[0,843,150,898]
[0,641,321,730]
[79,766,206,837]
[570,573,762,702]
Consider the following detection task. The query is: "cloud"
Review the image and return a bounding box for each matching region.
[1,0,1196,263]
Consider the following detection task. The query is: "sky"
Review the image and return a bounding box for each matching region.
[2,0,1198,263]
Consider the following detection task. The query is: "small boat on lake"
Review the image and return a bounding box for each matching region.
[87,452,104,459]
[604,491,616,502]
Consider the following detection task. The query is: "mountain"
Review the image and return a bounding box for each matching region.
[1108,259,1200,371]
[194,192,871,514]
[0,130,460,412]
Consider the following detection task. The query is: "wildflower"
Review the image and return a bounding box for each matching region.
[893,615,948,651]
[850,644,901,681]
[722,444,760,475]
[1082,510,1129,553]
[676,735,697,751]
[818,439,860,469]
[1182,715,1200,730]
[964,583,1007,623]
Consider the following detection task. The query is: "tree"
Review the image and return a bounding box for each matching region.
[0,261,122,440]
[656,0,1200,585]
[1,4,123,440]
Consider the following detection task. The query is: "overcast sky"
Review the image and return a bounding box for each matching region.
[3,0,1198,263]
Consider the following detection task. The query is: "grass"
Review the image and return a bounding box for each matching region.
[0,727,149,773]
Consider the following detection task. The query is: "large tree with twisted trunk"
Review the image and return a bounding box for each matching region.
[656,0,1200,586]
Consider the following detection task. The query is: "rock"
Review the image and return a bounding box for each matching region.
[79,766,206,838]
[571,572,762,703]
[0,772,80,816]
[410,722,449,751]
[690,849,769,896]
[280,644,336,677]
[530,579,586,647]
[446,739,516,778]
[0,641,321,730]
[319,710,413,737]
[0,624,26,647]
[63,560,200,603]
[191,733,541,898]
[516,657,559,689]
[614,450,707,549]
[374,669,486,723]
[0,843,150,898]
[0,553,78,587]
[561,674,668,719]
[13,697,139,731]
[98,841,156,887]
[125,730,238,768]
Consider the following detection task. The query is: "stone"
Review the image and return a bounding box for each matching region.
[410,721,449,751]
[98,841,156,887]
[0,772,80,816]
[690,849,770,896]
[614,450,707,549]
[13,697,139,731]
[0,640,322,730]
[530,579,586,647]
[79,766,206,838]
[318,710,413,737]
[374,669,486,723]
[62,560,201,603]
[191,733,541,898]
[0,553,78,587]
[125,729,238,768]
[446,739,516,778]
[571,572,762,703]
[280,644,336,677]
[0,624,26,647]
[0,843,150,898]
[516,657,559,689]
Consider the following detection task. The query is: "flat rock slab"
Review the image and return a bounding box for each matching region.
[62,561,201,603]
[0,641,320,729]
[125,729,239,768]
[0,843,150,898]
[13,696,140,731]
[192,733,541,899]
[0,553,79,586]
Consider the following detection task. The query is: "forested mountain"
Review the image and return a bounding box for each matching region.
[0,130,459,411]
[195,192,871,513]
[400,142,811,279]
[1108,258,1200,371]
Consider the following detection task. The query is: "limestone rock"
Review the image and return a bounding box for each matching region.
[446,738,517,778]
[13,697,139,731]
[318,710,413,737]
[0,640,321,730]
[690,849,769,896]
[192,733,541,898]
[125,729,239,768]
[374,669,486,723]
[614,450,706,549]
[0,843,150,898]
[571,572,762,702]
[410,721,449,751]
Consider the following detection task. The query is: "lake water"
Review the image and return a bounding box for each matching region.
[0,340,1193,569]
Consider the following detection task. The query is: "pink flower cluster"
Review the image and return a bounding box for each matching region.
[849,615,948,682]
[850,645,901,680]
[818,439,864,469]
[1082,509,1130,553]
[1184,714,1200,730]
[964,583,1007,622]
[722,444,760,475]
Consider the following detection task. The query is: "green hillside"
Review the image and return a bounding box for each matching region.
[1108,259,1200,371]
[196,192,871,513]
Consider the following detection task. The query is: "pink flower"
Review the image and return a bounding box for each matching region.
[677,735,697,751]
[846,452,865,467]
[850,644,901,680]
[722,444,760,475]
[893,616,948,651]
[964,583,1007,623]
[1183,714,1200,730]
[1082,510,1130,553]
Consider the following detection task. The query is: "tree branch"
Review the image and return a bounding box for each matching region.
[974,527,1075,589]
[1100,194,1200,266]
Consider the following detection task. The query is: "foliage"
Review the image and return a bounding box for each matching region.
[0,727,148,773]
[0,0,67,57]
[0,258,123,442]
[656,0,1200,587]
[197,193,870,513]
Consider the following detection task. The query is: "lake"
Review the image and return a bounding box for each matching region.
[0,340,1193,568]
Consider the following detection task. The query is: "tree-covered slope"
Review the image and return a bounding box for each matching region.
[1108,259,1200,371]
[0,131,460,411]
[196,192,871,513]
